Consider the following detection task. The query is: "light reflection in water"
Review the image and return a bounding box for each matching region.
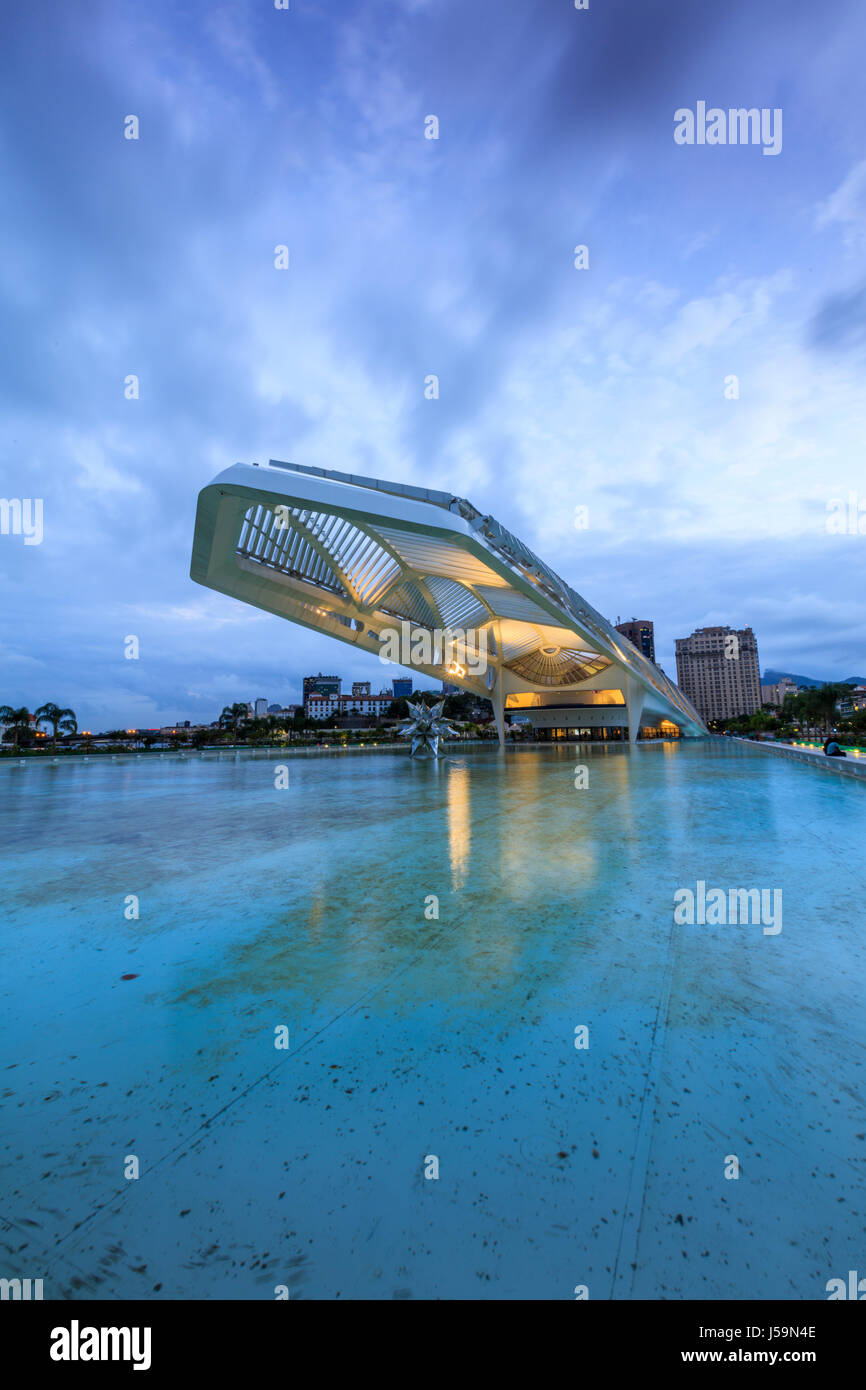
[447,763,471,891]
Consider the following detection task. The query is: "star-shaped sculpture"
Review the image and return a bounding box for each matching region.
[399,698,458,757]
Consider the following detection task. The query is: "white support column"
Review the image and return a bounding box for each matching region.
[488,624,506,750]
[485,660,507,749]
[491,679,506,748]
[624,675,646,745]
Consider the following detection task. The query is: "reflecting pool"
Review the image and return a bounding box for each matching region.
[1,741,863,1299]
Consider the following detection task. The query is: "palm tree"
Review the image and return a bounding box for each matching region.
[34,702,77,749]
[789,684,843,735]
[0,705,32,750]
[218,703,248,740]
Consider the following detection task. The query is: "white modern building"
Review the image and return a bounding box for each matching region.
[190,460,706,744]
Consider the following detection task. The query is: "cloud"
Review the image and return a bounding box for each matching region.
[1,0,866,725]
[815,159,866,247]
[808,284,866,353]
[204,4,281,112]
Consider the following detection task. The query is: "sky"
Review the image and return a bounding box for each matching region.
[1,0,864,730]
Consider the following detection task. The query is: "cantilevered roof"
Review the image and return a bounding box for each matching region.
[190,459,707,736]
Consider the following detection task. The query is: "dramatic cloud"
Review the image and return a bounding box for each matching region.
[1,0,864,727]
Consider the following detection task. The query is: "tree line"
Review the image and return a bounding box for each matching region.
[715,683,865,738]
[0,703,77,750]
[216,691,498,743]
[0,692,501,754]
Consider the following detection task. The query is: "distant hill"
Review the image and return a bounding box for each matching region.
[762,670,865,689]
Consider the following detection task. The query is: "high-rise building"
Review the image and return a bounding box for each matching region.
[352,681,371,697]
[303,673,341,702]
[675,626,761,722]
[615,618,655,664]
[254,698,268,718]
[392,678,413,698]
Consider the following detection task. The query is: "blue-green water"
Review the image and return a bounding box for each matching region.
[1,741,863,1300]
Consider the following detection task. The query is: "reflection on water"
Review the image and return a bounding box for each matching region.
[447,763,471,891]
[1,742,865,1301]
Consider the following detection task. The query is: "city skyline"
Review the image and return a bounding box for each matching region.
[1,0,865,730]
[2,634,860,732]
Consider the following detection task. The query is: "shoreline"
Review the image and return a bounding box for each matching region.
[0,736,688,764]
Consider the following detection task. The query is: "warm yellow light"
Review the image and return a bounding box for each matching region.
[505,689,626,709]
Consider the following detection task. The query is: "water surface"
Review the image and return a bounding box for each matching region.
[1,741,863,1299]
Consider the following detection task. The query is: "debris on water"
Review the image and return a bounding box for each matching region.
[120,973,139,981]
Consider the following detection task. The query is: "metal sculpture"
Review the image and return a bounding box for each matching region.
[400,699,457,757]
